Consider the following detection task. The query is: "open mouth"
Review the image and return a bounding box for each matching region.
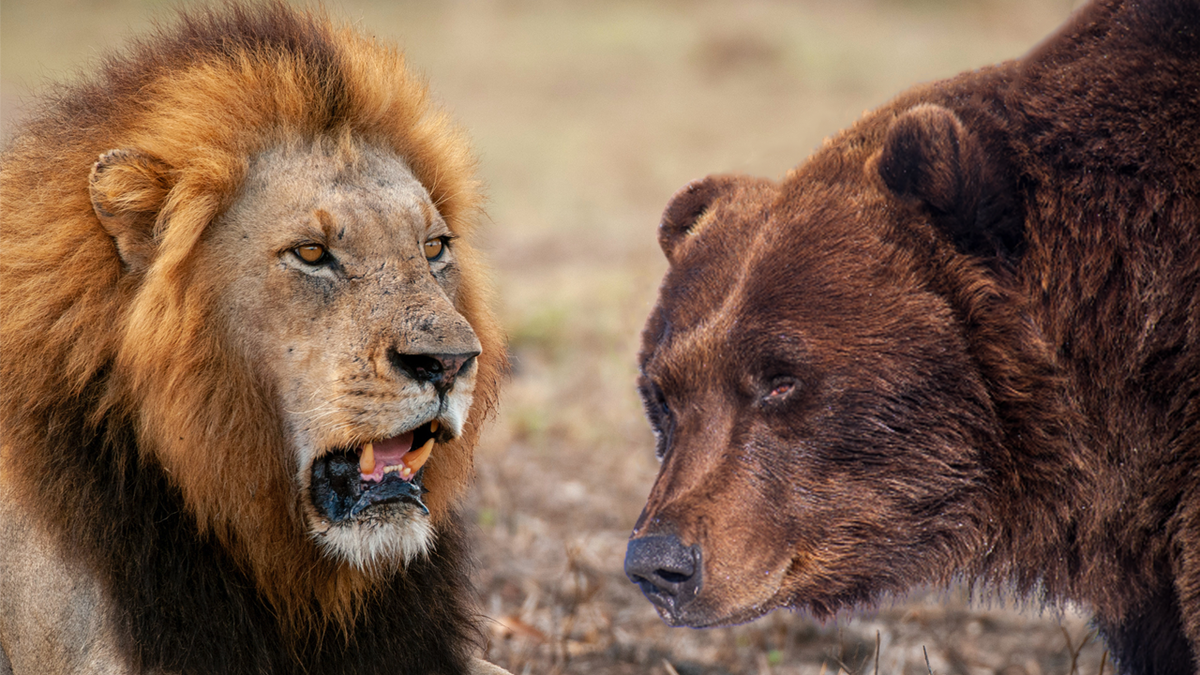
[310,420,442,522]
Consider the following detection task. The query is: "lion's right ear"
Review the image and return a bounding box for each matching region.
[658,176,735,261]
[90,149,174,274]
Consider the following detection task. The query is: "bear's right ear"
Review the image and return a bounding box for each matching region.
[90,148,175,274]
[658,176,735,261]
[877,104,1023,264]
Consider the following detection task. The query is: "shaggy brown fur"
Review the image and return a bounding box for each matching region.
[625,1,1200,673]
[0,3,506,673]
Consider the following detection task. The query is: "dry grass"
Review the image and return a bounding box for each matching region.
[2,0,1112,673]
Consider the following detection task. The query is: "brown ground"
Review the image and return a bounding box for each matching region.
[1,0,1113,673]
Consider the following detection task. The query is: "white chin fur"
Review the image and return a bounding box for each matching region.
[313,515,435,573]
[295,377,476,573]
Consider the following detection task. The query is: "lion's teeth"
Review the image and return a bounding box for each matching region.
[430,419,439,433]
[360,442,376,475]
[402,437,435,475]
[383,464,402,474]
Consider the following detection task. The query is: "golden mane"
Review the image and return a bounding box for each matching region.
[1,2,504,633]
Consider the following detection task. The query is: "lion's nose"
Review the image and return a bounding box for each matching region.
[388,350,479,393]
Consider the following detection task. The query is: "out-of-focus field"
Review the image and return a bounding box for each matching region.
[2,0,1114,673]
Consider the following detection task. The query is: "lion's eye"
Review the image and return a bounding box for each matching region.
[423,238,445,261]
[294,244,327,264]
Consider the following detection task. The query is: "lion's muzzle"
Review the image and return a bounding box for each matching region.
[310,421,445,522]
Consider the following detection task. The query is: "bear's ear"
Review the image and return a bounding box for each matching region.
[659,176,735,260]
[90,148,175,274]
[877,104,1023,264]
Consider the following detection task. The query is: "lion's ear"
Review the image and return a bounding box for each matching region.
[877,104,1023,263]
[90,149,174,274]
[659,176,735,261]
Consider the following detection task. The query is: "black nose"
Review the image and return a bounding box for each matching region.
[388,351,478,393]
[624,533,702,620]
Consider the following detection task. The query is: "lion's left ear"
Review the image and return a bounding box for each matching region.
[90,148,175,274]
[877,104,1024,264]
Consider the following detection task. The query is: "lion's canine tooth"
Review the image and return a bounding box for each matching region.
[403,437,435,475]
[360,442,376,475]
[430,420,439,433]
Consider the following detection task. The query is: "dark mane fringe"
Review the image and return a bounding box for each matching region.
[35,371,479,674]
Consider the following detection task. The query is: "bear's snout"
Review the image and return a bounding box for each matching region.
[624,533,702,623]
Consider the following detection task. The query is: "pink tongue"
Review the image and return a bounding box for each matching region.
[360,432,414,482]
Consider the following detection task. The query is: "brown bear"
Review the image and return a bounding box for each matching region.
[623,0,1200,673]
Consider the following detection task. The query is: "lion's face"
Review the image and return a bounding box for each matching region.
[202,139,480,569]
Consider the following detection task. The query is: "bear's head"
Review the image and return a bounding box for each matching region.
[624,102,1073,626]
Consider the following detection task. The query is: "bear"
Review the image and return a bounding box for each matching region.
[623,0,1200,673]
[0,3,509,674]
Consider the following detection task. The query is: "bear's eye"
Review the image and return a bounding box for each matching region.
[424,237,447,261]
[654,387,671,419]
[293,244,328,265]
[640,381,670,422]
[764,377,796,402]
[639,379,675,459]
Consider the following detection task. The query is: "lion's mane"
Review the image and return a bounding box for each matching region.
[0,3,504,672]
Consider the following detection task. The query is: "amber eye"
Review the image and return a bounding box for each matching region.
[294,244,326,264]
[765,379,795,400]
[423,238,445,261]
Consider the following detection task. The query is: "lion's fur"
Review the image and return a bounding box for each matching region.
[1,3,505,671]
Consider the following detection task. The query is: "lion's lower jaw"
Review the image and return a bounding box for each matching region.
[312,514,435,573]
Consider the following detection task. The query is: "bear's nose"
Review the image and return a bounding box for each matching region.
[624,533,702,620]
[389,350,479,393]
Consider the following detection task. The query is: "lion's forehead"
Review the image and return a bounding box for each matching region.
[233,139,439,242]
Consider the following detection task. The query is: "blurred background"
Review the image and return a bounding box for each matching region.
[2,0,1112,672]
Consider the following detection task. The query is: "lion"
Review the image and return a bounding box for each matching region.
[0,4,509,674]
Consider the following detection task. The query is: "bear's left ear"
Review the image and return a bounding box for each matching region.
[877,104,1023,264]
[90,148,175,274]
[658,176,737,261]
